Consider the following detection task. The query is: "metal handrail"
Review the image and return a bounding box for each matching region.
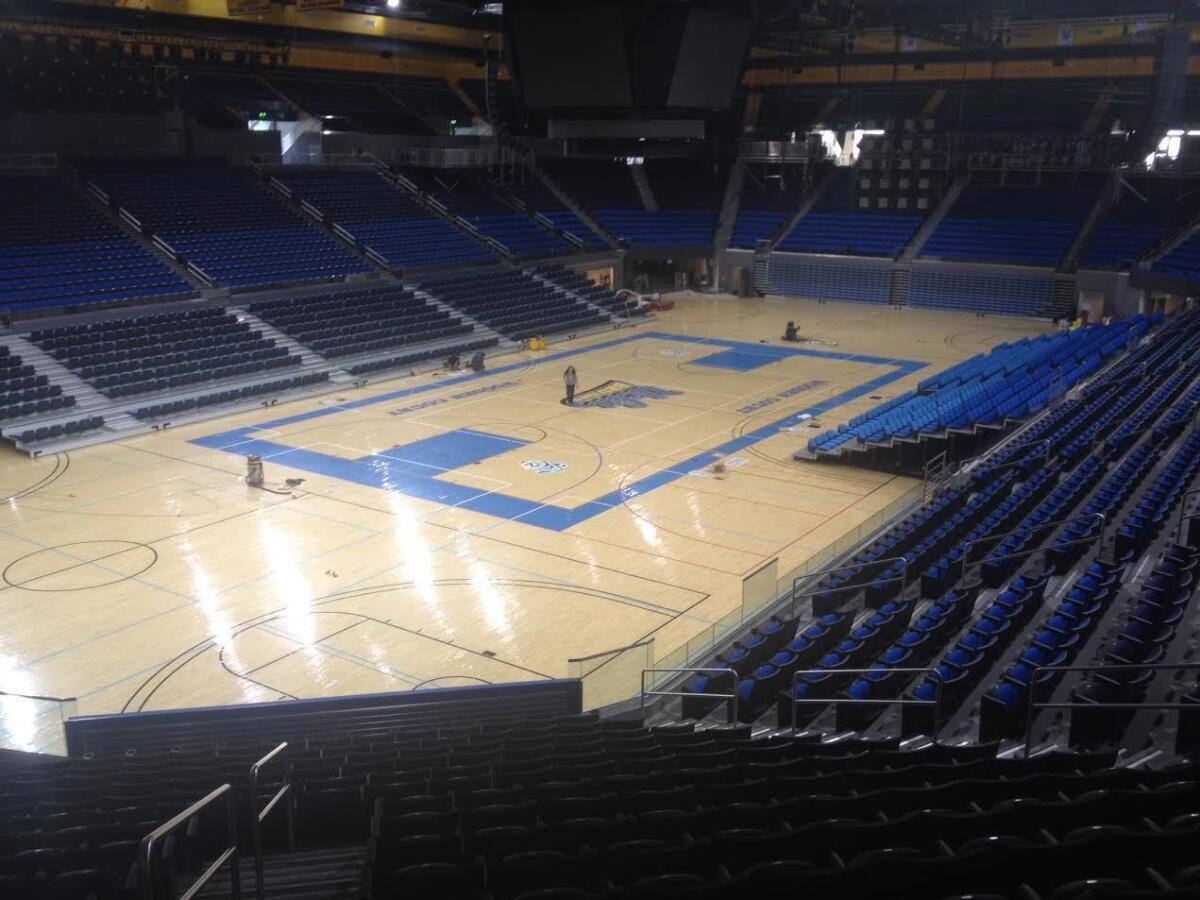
[958,512,1106,583]
[790,556,910,619]
[640,668,738,723]
[1174,487,1200,544]
[789,666,944,737]
[955,439,1051,479]
[250,742,293,900]
[140,784,241,900]
[1023,661,1200,757]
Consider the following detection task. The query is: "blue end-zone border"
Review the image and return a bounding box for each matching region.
[192,332,926,532]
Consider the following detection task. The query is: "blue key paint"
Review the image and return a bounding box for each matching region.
[192,332,926,531]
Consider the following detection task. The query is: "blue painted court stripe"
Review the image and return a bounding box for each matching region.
[191,332,927,532]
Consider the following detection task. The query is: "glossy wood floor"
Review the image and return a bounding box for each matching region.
[0,295,1051,752]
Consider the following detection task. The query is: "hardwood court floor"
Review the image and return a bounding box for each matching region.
[0,295,1050,751]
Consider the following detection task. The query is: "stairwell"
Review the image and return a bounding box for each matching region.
[527,156,618,249]
[889,267,911,307]
[526,270,617,324]
[629,163,658,211]
[1042,277,1078,320]
[1059,171,1118,273]
[765,168,835,250]
[229,308,352,384]
[712,162,746,251]
[898,170,969,262]
[0,335,141,436]
[410,286,509,346]
[195,846,365,900]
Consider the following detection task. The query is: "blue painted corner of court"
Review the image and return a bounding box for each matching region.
[192,331,927,531]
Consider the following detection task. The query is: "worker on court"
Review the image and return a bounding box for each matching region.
[563,365,578,405]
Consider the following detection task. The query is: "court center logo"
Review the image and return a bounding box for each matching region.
[522,460,568,474]
[573,380,683,409]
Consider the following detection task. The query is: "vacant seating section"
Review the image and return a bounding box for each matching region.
[1154,230,1200,283]
[16,415,103,446]
[397,167,572,260]
[31,307,300,399]
[131,372,329,420]
[0,346,74,424]
[274,168,495,271]
[922,176,1102,267]
[908,269,1056,317]
[496,178,608,251]
[808,319,1142,454]
[778,170,923,257]
[269,73,430,133]
[0,175,195,313]
[764,256,892,304]
[249,284,475,359]
[731,165,807,248]
[1084,177,1200,270]
[532,265,646,319]
[421,270,606,340]
[81,160,371,289]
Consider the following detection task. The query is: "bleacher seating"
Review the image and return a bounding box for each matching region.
[176,70,295,128]
[495,178,608,251]
[30,308,301,399]
[1154,230,1200,283]
[539,158,719,249]
[273,168,496,271]
[532,265,647,320]
[346,337,501,377]
[5,712,1200,900]
[16,415,104,446]
[807,319,1144,455]
[922,176,1102,267]
[80,160,371,289]
[1,41,165,114]
[131,372,330,420]
[777,170,923,257]
[421,270,606,340]
[269,73,431,133]
[730,166,807,249]
[397,167,573,260]
[248,283,476,359]
[764,256,892,304]
[0,175,195,313]
[379,75,472,125]
[908,269,1056,317]
[0,346,75,425]
[1085,178,1200,270]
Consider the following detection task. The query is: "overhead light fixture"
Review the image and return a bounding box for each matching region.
[386,0,400,8]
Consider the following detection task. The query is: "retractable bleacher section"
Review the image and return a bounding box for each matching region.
[682,311,1200,774]
[29,307,302,400]
[908,269,1057,317]
[730,166,808,249]
[762,255,893,305]
[421,270,607,340]
[270,168,496,271]
[921,176,1102,267]
[776,169,923,258]
[80,161,371,290]
[0,175,195,313]
[247,283,495,365]
[0,345,76,425]
[805,319,1144,457]
[1084,178,1200,270]
[397,167,572,260]
[531,265,646,320]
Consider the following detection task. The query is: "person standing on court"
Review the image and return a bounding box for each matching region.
[563,365,578,405]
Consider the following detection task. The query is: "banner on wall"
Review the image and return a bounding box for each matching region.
[227,0,272,16]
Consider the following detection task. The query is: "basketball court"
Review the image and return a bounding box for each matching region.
[0,296,1051,752]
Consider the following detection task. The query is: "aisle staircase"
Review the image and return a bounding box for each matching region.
[195,847,365,900]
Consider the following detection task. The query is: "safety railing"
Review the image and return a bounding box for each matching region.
[790,557,909,620]
[569,639,655,710]
[1175,487,1200,544]
[958,512,1105,583]
[789,666,943,735]
[640,668,738,723]
[250,742,293,899]
[1023,661,1200,757]
[953,438,1051,480]
[923,450,948,501]
[0,690,77,756]
[140,784,241,900]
